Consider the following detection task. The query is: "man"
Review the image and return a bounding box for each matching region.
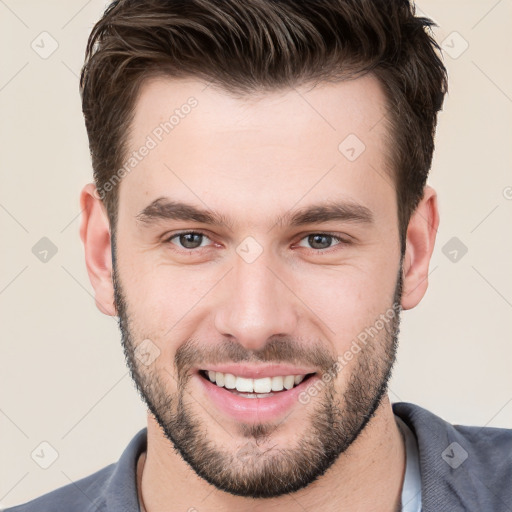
[6,0,511,511]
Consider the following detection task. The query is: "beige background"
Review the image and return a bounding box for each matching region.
[1,0,511,507]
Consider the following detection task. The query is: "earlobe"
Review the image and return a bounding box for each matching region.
[79,183,117,316]
[401,185,439,310]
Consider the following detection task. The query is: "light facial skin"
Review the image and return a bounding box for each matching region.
[80,74,438,511]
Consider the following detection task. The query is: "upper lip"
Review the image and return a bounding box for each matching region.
[197,364,318,379]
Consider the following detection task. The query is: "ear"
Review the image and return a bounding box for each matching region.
[79,183,117,316]
[401,185,439,310]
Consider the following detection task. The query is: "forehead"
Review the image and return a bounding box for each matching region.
[119,74,395,228]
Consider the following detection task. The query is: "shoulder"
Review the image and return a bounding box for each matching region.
[1,464,114,512]
[2,427,147,512]
[393,401,512,511]
[393,401,512,458]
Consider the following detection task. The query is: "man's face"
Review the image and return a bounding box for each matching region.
[112,75,403,498]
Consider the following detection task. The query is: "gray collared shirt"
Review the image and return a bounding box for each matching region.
[4,402,512,511]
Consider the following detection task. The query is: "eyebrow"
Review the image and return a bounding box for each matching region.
[136,197,373,230]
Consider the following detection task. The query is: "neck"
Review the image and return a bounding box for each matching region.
[138,395,405,512]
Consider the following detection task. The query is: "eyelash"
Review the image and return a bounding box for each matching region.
[163,230,351,253]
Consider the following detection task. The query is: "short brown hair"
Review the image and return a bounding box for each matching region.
[80,0,447,252]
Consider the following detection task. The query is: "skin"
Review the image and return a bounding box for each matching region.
[80,74,439,511]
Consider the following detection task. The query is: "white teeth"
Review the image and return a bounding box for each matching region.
[224,373,236,389]
[253,377,272,394]
[271,376,284,391]
[215,372,225,387]
[235,376,253,393]
[232,391,276,398]
[204,370,309,394]
[283,375,295,390]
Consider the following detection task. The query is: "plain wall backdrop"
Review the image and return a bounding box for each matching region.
[1,0,511,507]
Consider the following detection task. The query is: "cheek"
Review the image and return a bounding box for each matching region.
[291,257,399,352]
[118,258,218,353]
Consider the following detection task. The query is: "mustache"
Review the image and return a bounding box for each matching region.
[174,336,338,382]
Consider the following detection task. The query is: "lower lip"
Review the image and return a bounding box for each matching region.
[195,372,318,423]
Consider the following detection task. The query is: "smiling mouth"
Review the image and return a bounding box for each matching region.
[198,369,316,398]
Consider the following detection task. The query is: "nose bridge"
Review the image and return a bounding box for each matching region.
[214,249,298,351]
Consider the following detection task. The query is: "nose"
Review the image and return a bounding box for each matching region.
[213,250,299,352]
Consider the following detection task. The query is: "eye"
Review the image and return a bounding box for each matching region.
[165,231,212,250]
[296,233,347,251]
[163,231,349,253]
